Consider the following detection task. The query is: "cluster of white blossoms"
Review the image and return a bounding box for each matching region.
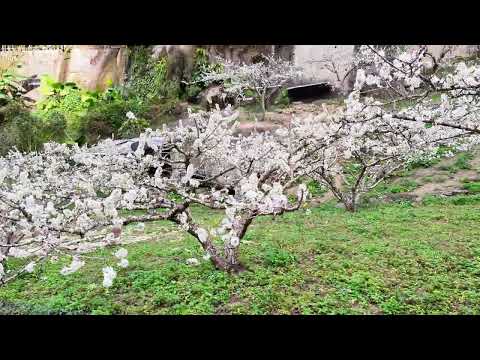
[114,248,129,268]
[60,257,85,276]
[102,266,117,288]
[126,111,137,120]
[199,55,302,101]
[2,45,480,282]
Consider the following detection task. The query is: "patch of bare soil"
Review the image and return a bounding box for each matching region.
[408,152,480,200]
[411,177,469,199]
[235,100,342,135]
[215,294,248,315]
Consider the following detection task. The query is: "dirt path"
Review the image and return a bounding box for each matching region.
[408,152,480,200]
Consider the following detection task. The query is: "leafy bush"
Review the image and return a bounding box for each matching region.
[185,84,203,102]
[37,76,101,142]
[0,50,32,107]
[462,181,480,194]
[306,179,327,197]
[0,69,28,106]
[38,110,67,144]
[36,76,151,144]
[38,76,88,114]
[78,98,150,144]
[185,48,223,100]
[118,118,150,139]
[273,88,290,107]
[0,102,41,154]
[263,247,297,268]
[0,102,67,155]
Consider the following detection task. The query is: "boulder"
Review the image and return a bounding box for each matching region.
[198,85,235,110]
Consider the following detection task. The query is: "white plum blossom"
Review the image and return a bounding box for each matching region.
[305,45,480,211]
[102,266,117,288]
[24,261,36,273]
[186,258,200,266]
[117,258,129,268]
[60,257,85,276]
[114,248,128,259]
[230,236,240,247]
[136,222,145,233]
[354,69,366,90]
[197,228,209,244]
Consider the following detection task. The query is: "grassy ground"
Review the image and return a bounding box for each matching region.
[2,134,480,315]
[1,194,480,315]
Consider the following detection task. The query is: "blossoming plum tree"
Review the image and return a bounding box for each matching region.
[0,105,337,285]
[198,55,303,120]
[304,45,480,211]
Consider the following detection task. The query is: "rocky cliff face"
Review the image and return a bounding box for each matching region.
[64,45,128,90]
[6,45,128,101]
[204,45,274,63]
[150,45,275,82]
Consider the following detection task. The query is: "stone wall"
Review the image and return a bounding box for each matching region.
[151,45,275,82]
[204,45,273,63]
[423,45,480,59]
[292,45,356,87]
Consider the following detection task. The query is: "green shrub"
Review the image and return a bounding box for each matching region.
[118,118,150,139]
[38,110,67,144]
[185,84,203,101]
[36,76,143,144]
[37,76,88,114]
[462,182,480,194]
[273,88,290,107]
[184,48,223,101]
[0,68,28,107]
[0,102,67,155]
[0,102,42,154]
[454,152,474,170]
[263,247,297,268]
[306,179,327,197]
[78,98,150,144]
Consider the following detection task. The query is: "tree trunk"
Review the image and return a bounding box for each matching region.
[259,91,267,121]
[222,214,252,273]
[186,225,246,273]
[343,192,359,212]
[224,244,245,273]
[344,200,357,212]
